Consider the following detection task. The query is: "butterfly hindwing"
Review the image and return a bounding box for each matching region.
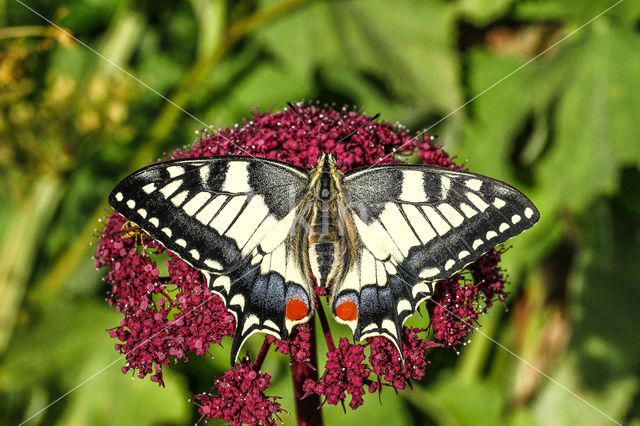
[334,165,539,349]
[331,244,427,353]
[108,156,314,363]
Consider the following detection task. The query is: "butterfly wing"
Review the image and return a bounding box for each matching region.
[109,156,315,363]
[333,165,539,351]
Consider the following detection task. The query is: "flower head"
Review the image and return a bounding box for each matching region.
[191,357,285,425]
[96,102,506,422]
[303,338,371,410]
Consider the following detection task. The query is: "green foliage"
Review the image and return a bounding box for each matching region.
[1,0,639,424]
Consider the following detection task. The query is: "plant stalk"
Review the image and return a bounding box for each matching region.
[290,319,323,426]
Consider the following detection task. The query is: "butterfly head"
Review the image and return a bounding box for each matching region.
[315,152,337,168]
[310,153,342,201]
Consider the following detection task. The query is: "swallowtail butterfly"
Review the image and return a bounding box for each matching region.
[109,153,539,364]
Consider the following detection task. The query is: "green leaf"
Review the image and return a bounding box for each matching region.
[515,0,640,27]
[405,372,505,425]
[535,29,640,214]
[221,0,461,126]
[0,300,190,425]
[455,49,531,180]
[570,167,640,388]
[457,0,514,26]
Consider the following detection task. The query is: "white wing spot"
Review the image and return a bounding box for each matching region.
[167,166,185,178]
[437,203,464,227]
[466,179,482,191]
[230,294,245,309]
[175,238,186,248]
[142,183,156,194]
[126,199,135,209]
[162,227,172,237]
[210,196,246,235]
[362,323,378,334]
[458,250,470,260]
[379,203,420,256]
[195,196,226,225]
[171,190,190,207]
[486,231,498,240]
[419,267,440,278]
[493,197,506,209]
[137,208,147,218]
[376,260,386,285]
[226,195,270,251]
[115,192,123,201]
[183,192,212,216]
[242,314,260,334]
[159,179,183,199]
[400,170,426,201]
[466,192,489,212]
[189,249,200,260]
[441,176,451,198]
[149,217,159,227]
[263,320,279,331]
[222,162,251,192]
[459,203,477,218]
[397,299,412,315]
[213,275,231,293]
[445,259,455,270]
[411,283,432,298]
[205,259,223,270]
[361,249,377,286]
[199,165,210,184]
[511,214,522,224]
[402,205,436,244]
[524,207,534,219]
[384,262,397,275]
[472,239,483,250]
[382,319,397,338]
[422,206,451,235]
[499,222,510,232]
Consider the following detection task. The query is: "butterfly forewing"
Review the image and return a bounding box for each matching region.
[108,156,315,363]
[343,165,539,280]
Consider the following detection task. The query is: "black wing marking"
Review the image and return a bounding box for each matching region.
[108,156,312,363]
[336,165,539,351]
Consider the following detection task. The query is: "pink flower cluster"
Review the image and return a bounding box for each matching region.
[428,250,506,347]
[96,214,234,385]
[96,102,506,423]
[303,338,370,410]
[265,323,312,364]
[191,357,284,425]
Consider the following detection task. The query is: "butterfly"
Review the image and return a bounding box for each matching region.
[109,153,539,364]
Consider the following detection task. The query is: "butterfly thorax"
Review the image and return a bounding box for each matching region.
[305,154,353,289]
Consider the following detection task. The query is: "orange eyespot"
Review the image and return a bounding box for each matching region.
[335,299,358,321]
[286,296,308,321]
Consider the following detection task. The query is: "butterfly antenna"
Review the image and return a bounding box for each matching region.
[337,112,381,144]
[287,101,321,141]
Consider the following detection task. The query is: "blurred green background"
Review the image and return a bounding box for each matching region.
[1,0,639,425]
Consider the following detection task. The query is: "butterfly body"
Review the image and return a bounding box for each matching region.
[109,153,539,364]
[304,154,354,291]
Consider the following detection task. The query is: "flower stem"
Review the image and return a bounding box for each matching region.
[254,339,271,371]
[316,302,336,351]
[291,319,323,426]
